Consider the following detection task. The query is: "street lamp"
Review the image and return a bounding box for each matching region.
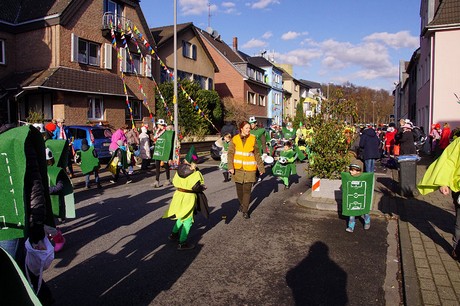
[371,100,376,126]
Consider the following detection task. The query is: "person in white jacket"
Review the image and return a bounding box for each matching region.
[139,126,151,170]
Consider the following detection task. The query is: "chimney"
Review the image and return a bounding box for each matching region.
[233,37,238,51]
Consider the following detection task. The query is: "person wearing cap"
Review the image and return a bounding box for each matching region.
[227,121,265,219]
[152,119,171,188]
[249,116,267,182]
[396,123,416,155]
[343,159,371,232]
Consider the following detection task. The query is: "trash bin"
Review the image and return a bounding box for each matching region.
[397,155,420,197]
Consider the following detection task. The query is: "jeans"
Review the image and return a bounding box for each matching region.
[348,214,370,229]
[364,159,375,173]
[85,169,100,187]
[0,238,20,258]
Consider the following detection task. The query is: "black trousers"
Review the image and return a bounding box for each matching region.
[155,160,170,181]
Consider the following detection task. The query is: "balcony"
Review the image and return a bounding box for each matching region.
[102,12,134,33]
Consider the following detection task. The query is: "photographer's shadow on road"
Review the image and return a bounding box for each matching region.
[286,241,348,306]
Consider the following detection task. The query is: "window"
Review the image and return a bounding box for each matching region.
[78,38,100,66]
[208,78,213,90]
[88,96,103,120]
[182,41,197,60]
[258,94,266,106]
[247,92,256,105]
[26,93,52,121]
[125,100,142,120]
[104,0,123,27]
[0,39,4,64]
[125,52,141,74]
[274,92,281,105]
[178,70,192,81]
[194,74,206,89]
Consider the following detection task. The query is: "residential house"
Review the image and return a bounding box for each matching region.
[0,0,157,129]
[298,79,322,117]
[243,55,283,126]
[197,30,270,127]
[150,22,218,90]
[278,64,309,121]
[416,0,460,132]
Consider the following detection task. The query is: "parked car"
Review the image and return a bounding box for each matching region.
[67,125,113,160]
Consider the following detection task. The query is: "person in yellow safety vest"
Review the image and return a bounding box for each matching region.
[228,121,265,219]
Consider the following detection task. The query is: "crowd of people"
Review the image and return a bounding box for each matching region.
[2,114,459,304]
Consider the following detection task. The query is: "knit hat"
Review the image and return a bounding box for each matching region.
[402,123,413,129]
[349,159,363,171]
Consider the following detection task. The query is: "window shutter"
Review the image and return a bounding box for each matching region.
[104,43,112,69]
[182,41,186,57]
[71,33,79,62]
[139,55,144,75]
[192,45,197,60]
[145,54,152,77]
[120,47,127,72]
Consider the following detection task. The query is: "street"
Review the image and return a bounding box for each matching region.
[44,160,395,305]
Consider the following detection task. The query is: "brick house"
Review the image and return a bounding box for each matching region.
[0,0,157,130]
[150,22,218,90]
[197,29,270,125]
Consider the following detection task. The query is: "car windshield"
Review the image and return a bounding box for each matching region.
[92,129,112,139]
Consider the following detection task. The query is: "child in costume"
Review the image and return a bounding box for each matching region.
[341,159,374,233]
[76,139,101,189]
[215,133,232,182]
[272,141,297,189]
[163,162,206,250]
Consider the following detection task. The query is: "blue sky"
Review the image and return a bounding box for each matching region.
[140,0,421,92]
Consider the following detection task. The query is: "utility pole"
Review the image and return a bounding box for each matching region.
[173,0,178,163]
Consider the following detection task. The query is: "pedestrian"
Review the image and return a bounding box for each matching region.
[75,138,101,189]
[227,120,265,219]
[125,126,139,174]
[152,119,172,188]
[221,120,237,137]
[109,140,132,184]
[139,125,151,170]
[249,116,267,182]
[396,123,417,155]
[272,140,297,189]
[52,118,74,178]
[342,159,373,233]
[384,126,396,156]
[215,133,232,182]
[163,162,207,250]
[0,124,55,305]
[359,125,380,172]
[439,122,451,154]
[418,137,460,260]
[109,124,127,153]
[430,123,441,155]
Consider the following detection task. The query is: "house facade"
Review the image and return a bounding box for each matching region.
[400,0,460,132]
[198,31,270,127]
[151,22,217,90]
[0,0,157,129]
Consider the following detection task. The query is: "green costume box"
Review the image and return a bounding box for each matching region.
[341,172,374,216]
[153,130,174,161]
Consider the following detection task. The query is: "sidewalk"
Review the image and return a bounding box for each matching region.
[297,156,460,305]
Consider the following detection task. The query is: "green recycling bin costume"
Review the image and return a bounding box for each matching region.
[272,148,297,187]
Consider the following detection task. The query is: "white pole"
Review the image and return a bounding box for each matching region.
[173,0,179,161]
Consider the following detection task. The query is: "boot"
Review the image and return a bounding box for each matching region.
[151,180,161,188]
[223,172,230,182]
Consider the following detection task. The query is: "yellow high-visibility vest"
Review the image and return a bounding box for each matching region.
[232,134,257,171]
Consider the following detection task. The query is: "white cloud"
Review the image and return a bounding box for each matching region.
[262,31,273,39]
[249,0,280,9]
[180,0,217,16]
[272,49,322,66]
[363,31,419,49]
[281,31,302,40]
[241,38,268,49]
[221,2,238,14]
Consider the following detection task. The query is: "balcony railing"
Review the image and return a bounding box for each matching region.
[102,12,133,32]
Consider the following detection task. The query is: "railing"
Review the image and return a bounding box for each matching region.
[102,12,133,32]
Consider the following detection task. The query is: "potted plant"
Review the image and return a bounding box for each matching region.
[306,95,357,199]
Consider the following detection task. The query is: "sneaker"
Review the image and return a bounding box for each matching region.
[109,180,116,184]
[284,185,290,190]
[163,180,171,186]
[128,171,134,175]
[346,227,354,233]
[151,181,161,188]
[177,242,195,251]
[168,232,179,241]
[126,180,132,184]
[243,212,250,219]
[364,223,371,230]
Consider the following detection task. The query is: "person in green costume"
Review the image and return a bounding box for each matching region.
[76,139,101,189]
[215,133,232,182]
[249,116,266,182]
[417,137,460,260]
[163,162,206,250]
[272,141,297,189]
[282,121,297,141]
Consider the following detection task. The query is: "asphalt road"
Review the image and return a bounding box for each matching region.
[44,161,396,306]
